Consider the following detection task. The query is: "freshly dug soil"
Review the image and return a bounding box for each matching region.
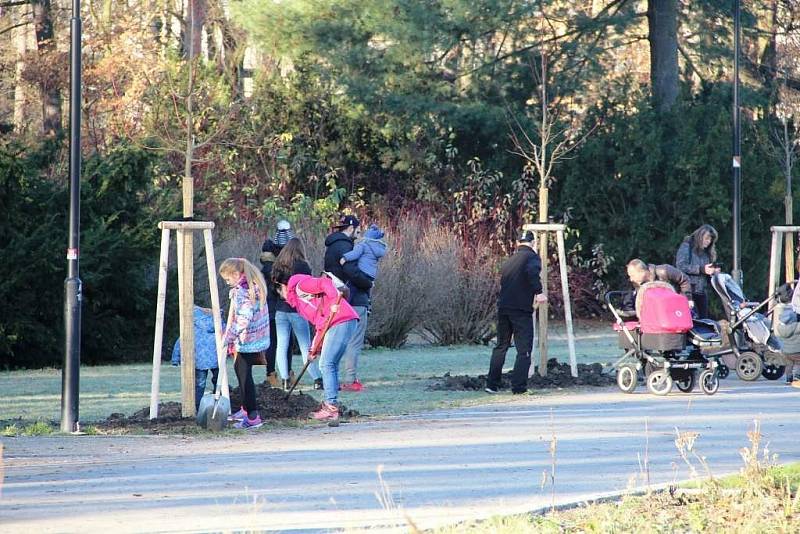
[428,359,615,391]
[229,383,321,419]
[98,382,359,434]
[99,402,197,434]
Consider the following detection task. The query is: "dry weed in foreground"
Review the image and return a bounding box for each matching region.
[539,409,558,511]
[436,422,800,533]
[373,464,421,533]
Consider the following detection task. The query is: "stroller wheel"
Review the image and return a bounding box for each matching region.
[646,369,673,396]
[675,371,696,393]
[717,363,729,379]
[616,366,638,394]
[699,369,719,395]
[735,352,762,381]
[761,365,786,381]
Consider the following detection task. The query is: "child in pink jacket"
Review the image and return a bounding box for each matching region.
[275,273,359,422]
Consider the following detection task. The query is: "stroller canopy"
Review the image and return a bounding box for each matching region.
[638,283,694,334]
[711,273,746,309]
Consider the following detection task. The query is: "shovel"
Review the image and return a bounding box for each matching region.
[197,374,230,431]
[197,294,234,431]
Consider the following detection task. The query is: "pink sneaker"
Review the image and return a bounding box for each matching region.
[340,379,365,392]
[310,402,339,422]
[233,415,263,429]
[228,407,247,422]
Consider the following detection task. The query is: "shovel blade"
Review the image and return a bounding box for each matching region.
[197,393,230,431]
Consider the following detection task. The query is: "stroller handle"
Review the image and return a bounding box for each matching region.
[604,290,629,309]
[605,290,637,346]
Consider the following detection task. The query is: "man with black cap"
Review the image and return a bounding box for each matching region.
[485,229,547,395]
[324,214,374,391]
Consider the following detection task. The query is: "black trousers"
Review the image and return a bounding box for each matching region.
[488,310,534,392]
[265,312,277,375]
[235,352,259,415]
[692,292,709,319]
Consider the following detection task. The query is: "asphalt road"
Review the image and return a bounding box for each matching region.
[2,378,799,533]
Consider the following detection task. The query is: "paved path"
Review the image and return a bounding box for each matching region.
[2,379,799,533]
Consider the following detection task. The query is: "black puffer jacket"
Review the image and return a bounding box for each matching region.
[497,246,543,314]
[323,231,373,308]
[324,232,352,281]
[260,240,279,315]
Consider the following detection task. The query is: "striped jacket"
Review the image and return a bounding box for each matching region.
[224,282,270,354]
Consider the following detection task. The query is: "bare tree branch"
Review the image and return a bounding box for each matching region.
[0,18,29,36]
[460,0,633,79]
[0,0,31,9]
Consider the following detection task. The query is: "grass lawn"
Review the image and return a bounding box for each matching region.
[0,320,617,425]
[434,462,800,533]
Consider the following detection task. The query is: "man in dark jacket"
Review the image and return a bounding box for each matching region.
[324,214,373,391]
[626,259,693,301]
[486,230,547,395]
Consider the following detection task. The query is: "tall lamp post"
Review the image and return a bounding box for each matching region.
[61,0,82,433]
[731,0,742,284]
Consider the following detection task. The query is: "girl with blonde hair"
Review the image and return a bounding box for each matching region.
[219,257,271,429]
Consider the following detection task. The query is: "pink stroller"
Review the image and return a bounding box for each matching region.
[606,282,722,396]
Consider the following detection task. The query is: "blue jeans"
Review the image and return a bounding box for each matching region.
[275,311,320,381]
[319,319,358,405]
[341,306,369,383]
[195,368,220,410]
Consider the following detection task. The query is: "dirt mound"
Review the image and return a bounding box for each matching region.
[228,381,360,419]
[97,382,359,434]
[100,402,197,434]
[428,359,615,391]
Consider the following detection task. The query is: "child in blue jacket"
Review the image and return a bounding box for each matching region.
[339,223,387,281]
[171,306,223,410]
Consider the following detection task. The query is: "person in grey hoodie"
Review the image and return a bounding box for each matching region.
[675,224,721,319]
[771,282,800,386]
[339,223,387,281]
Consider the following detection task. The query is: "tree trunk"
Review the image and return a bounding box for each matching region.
[537,52,549,377]
[184,0,207,60]
[759,0,779,90]
[647,0,679,112]
[180,0,198,417]
[783,119,795,282]
[219,11,243,97]
[32,0,62,136]
[13,8,31,132]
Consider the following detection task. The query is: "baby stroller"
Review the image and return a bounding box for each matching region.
[708,273,785,381]
[607,282,722,396]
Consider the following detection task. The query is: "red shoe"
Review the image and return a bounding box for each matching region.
[310,402,339,421]
[340,379,365,392]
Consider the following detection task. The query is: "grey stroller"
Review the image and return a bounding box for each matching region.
[708,273,785,381]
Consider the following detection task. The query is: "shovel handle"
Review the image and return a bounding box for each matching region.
[283,357,314,400]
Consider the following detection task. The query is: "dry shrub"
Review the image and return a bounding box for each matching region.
[366,214,429,348]
[191,228,263,308]
[546,263,606,318]
[289,219,328,274]
[417,226,500,345]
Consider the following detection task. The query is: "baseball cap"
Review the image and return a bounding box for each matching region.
[334,214,360,229]
[517,229,535,243]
